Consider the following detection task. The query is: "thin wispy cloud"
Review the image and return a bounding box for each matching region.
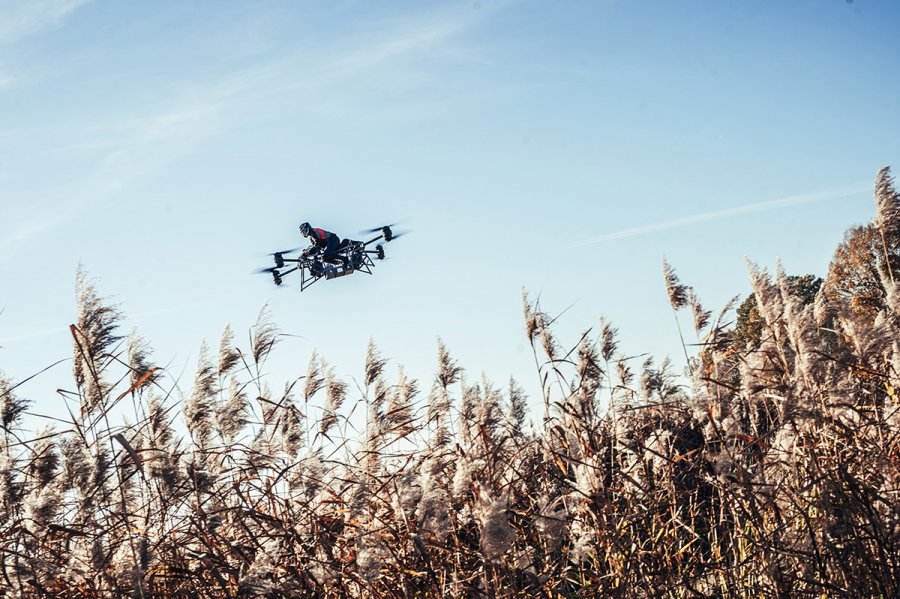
[571,184,869,246]
[0,0,94,44]
[0,0,94,90]
[3,3,499,254]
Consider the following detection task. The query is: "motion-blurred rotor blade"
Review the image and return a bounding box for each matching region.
[359,222,402,235]
[267,246,304,256]
[253,266,286,286]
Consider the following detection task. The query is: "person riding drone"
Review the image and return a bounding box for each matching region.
[299,222,350,269]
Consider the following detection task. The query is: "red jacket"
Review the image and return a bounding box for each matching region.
[307,228,336,249]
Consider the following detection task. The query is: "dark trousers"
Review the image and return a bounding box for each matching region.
[321,236,347,265]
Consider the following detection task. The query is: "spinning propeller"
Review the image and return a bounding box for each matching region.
[253,266,285,286]
[260,246,306,268]
[266,246,304,256]
[360,222,401,233]
[360,223,410,242]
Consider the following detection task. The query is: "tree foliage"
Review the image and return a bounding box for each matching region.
[823,167,900,322]
[733,273,822,350]
[823,224,900,322]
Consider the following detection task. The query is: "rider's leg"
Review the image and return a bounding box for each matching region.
[322,237,349,267]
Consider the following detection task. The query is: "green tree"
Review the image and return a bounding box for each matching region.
[733,274,822,350]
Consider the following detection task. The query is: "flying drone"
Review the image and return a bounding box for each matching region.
[256,225,402,291]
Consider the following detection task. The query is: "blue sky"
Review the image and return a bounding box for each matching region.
[2,0,899,421]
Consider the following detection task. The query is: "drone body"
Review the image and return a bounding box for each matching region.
[258,225,398,291]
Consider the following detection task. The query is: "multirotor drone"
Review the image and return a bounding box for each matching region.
[256,225,401,291]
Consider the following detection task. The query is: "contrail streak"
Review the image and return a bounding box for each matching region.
[571,184,868,247]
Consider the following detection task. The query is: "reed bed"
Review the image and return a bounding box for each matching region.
[2,169,900,597]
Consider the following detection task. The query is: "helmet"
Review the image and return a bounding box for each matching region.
[299,222,311,236]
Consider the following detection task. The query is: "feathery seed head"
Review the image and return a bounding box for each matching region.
[874,166,900,237]
[418,458,450,534]
[217,323,241,376]
[663,258,689,310]
[576,334,603,401]
[184,339,216,446]
[427,380,451,426]
[251,302,279,365]
[364,338,387,386]
[281,405,306,458]
[0,445,21,517]
[217,377,249,441]
[320,368,347,438]
[687,288,712,332]
[616,355,634,388]
[386,365,417,432]
[0,372,29,431]
[126,330,158,392]
[523,288,537,340]
[536,495,568,552]
[506,377,528,434]
[304,352,325,402]
[540,324,558,360]
[600,318,618,362]
[436,337,462,389]
[28,426,59,487]
[478,495,515,560]
[73,267,122,415]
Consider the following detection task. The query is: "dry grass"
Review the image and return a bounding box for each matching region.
[2,171,900,597]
